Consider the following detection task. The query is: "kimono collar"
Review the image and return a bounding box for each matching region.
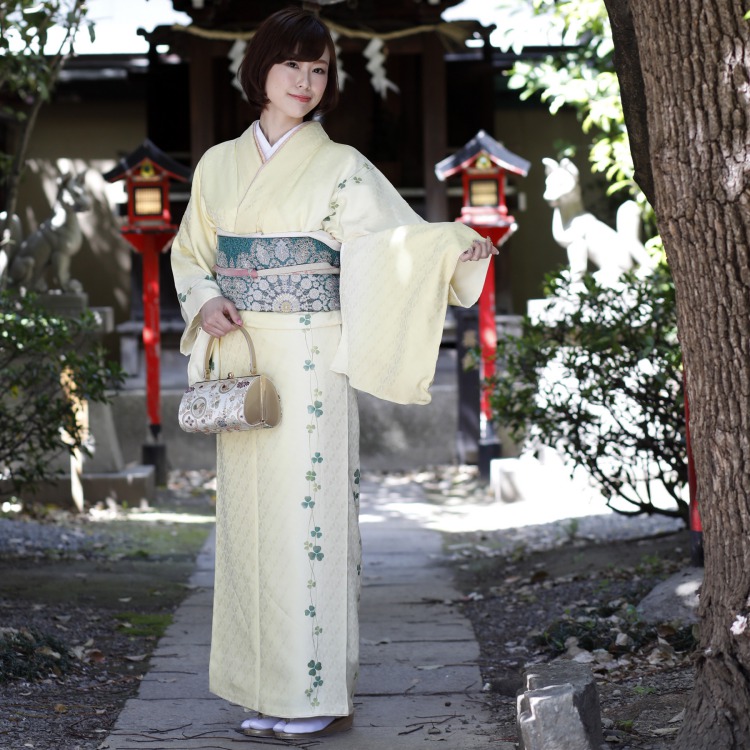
[233,122,332,227]
[253,121,306,161]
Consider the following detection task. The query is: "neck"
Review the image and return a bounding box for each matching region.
[259,111,303,146]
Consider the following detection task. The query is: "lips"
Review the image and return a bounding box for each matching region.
[290,94,312,103]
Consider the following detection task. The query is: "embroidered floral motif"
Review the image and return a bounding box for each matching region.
[307,401,323,417]
[177,275,214,306]
[272,292,301,313]
[215,235,340,313]
[322,162,374,227]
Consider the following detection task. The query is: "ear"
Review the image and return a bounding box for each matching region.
[542,157,559,175]
[560,158,579,177]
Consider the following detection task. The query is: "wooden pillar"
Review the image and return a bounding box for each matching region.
[188,37,216,167]
[421,34,448,221]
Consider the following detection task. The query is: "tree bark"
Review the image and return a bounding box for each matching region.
[601,0,654,207]
[606,1,750,747]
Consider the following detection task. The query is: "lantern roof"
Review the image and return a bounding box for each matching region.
[103,139,192,183]
[434,130,530,181]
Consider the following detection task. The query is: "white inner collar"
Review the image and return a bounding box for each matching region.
[254,121,304,160]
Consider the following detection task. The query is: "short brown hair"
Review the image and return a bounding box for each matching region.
[238,8,339,120]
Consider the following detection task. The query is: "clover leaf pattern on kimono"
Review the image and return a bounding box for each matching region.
[300,313,326,707]
[321,162,373,229]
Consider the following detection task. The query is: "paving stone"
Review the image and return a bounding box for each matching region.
[360,636,479,664]
[357,662,483,696]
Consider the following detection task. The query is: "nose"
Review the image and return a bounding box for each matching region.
[297,68,312,89]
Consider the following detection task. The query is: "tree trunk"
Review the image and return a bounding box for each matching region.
[604,1,750,747]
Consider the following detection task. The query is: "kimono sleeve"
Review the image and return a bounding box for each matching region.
[323,156,489,307]
[326,155,491,405]
[170,158,223,356]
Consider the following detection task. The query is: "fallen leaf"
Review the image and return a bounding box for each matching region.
[124,654,148,662]
[118,597,132,603]
[86,649,105,663]
[36,646,61,660]
[416,665,444,671]
[53,704,67,714]
[652,727,679,736]
[668,709,685,724]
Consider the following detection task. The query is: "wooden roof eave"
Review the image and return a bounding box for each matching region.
[435,130,531,181]
[103,139,192,183]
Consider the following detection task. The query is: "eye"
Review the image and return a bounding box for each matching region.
[313,66,328,75]
[285,61,299,69]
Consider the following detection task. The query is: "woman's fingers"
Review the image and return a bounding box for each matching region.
[460,238,498,262]
[200,297,242,337]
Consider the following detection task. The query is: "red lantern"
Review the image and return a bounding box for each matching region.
[435,131,530,437]
[104,141,191,442]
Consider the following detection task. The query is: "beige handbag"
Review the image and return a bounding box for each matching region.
[178,327,281,434]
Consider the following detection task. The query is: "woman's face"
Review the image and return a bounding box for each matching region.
[264,48,330,123]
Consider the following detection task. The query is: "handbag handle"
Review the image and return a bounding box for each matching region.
[203,326,257,380]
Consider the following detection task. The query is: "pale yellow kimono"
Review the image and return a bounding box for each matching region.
[171,121,488,719]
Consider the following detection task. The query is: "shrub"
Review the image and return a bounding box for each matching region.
[487,263,687,523]
[0,291,123,500]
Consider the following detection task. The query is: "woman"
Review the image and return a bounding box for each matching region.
[171,7,496,741]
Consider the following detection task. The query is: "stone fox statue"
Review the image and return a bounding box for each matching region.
[6,171,91,293]
[543,157,654,285]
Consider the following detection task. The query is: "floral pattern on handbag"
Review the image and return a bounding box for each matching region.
[178,328,281,434]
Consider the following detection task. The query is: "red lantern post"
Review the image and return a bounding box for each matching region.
[435,131,530,476]
[104,141,191,482]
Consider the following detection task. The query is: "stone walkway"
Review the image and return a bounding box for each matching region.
[100,476,512,749]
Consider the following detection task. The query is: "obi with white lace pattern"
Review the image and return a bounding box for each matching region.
[215,233,341,313]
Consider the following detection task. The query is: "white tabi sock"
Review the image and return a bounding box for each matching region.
[241,715,283,731]
[279,716,337,734]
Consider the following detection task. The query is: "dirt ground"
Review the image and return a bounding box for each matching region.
[0,469,696,750]
[446,524,694,749]
[0,473,216,750]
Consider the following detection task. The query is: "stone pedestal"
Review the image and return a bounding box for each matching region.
[36,291,89,317]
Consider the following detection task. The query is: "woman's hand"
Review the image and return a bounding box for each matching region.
[200,297,243,337]
[459,237,498,262]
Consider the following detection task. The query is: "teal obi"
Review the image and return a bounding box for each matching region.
[214,233,340,313]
